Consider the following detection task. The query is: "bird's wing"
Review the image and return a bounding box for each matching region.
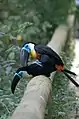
[35,44,63,64]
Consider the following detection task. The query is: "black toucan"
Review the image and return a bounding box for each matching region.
[11,43,79,94]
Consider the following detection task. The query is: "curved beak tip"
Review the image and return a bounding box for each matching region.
[11,82,16,94]
[11,85,15,94]
[11,75,20,94]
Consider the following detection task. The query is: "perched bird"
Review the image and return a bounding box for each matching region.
[11,42,79,94]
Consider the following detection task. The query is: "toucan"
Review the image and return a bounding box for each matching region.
[11,42,79,94]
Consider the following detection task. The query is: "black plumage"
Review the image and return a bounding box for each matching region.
[35,44,63,65]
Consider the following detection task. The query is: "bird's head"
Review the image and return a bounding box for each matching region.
[20,43,38,66]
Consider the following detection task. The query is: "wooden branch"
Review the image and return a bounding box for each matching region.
[11,76,52,119]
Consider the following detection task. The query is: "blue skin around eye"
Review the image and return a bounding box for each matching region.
[22,44,31,53]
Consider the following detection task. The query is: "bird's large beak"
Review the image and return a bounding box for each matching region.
[11,74,21,94]
[20,48,29,66]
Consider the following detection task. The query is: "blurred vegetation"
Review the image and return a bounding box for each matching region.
[0,0,77,119]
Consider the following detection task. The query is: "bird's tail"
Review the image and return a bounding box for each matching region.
[64,69,77,76]
[63,69,79,87]
[55,65,79,87]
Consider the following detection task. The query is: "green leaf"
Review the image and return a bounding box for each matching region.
[8,52,15,60]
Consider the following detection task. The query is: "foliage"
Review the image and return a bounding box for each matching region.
[0,0,75,43]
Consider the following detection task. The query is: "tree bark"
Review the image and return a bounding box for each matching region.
[11,76,52,119]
